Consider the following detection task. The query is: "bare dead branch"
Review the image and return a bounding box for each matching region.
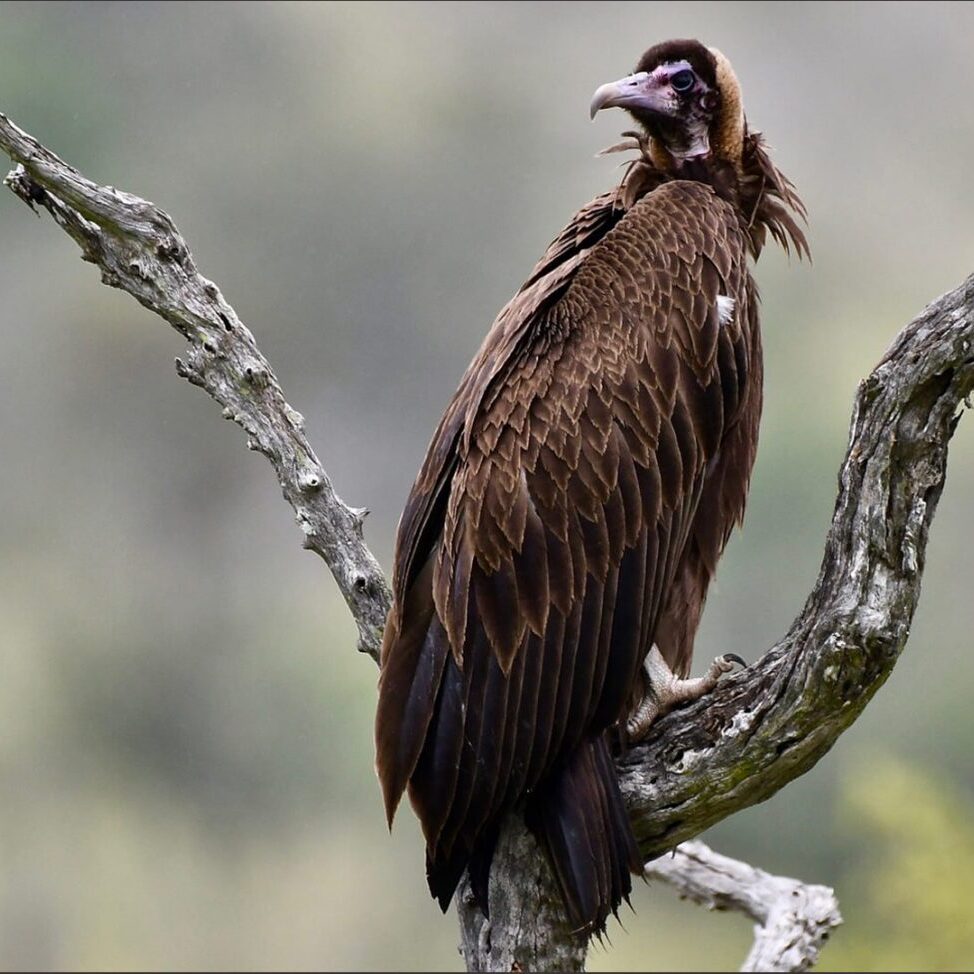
[619,274,974,854]
[645,841,842,972]
[0,113,390,662]
[3,110,972,973]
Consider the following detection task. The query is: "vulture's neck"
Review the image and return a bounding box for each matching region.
[617,139,741,213]
[610,129,808,261]
[670,154,740,204]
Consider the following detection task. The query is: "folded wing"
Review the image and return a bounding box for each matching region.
[376,180,757,932]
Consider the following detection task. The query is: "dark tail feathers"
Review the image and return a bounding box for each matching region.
[425,734,640,938]
[426,825,499,916]
[526,734,642,936]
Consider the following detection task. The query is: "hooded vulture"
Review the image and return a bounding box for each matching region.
[375,38,807,937]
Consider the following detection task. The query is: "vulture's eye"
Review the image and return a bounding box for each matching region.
[671,69,695,92]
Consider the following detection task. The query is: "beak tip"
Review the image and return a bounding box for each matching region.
[588,72,651,124]
[588,82,613,121]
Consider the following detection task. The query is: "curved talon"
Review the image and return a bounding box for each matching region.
[722,652,747,669]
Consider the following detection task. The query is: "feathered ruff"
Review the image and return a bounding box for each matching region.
[601,127,809,261]
[739,130,809,260]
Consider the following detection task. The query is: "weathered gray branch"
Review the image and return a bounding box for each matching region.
[0,113,390,662]
[646,841,841,972]
[3,110,972,973]
[618,275,974,851]
[455,832,843,973]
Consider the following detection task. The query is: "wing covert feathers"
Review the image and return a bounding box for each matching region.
[375,177,766,935]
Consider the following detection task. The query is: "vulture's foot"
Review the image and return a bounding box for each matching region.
[626,648,746,743]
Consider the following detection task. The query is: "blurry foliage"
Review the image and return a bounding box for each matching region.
[824,759,974,973]
[0,1,972,970]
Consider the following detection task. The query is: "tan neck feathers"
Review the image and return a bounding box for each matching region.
[708,47,745,163]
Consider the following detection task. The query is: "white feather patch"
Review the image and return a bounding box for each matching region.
[716,294,735,327]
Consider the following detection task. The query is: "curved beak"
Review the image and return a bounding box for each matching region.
[589,71,659,120]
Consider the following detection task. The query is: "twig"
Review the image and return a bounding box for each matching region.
[645,841,842,972]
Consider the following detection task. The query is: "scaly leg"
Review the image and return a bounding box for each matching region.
[626,646,746,743]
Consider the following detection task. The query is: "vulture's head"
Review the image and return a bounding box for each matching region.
[590,39,744,171]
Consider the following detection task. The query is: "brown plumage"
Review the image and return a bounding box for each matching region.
[375,39,807,936]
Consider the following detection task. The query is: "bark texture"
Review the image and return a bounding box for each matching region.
[2,110,972,973]
[0,113,390,662]
[620,277,974,853]
[646,841,841,972]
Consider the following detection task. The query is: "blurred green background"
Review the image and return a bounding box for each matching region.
[0,1,972,970]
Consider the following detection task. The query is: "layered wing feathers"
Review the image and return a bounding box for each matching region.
[376,179,758,902]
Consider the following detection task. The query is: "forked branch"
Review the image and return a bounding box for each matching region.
[2,111,971,973]
[646,841,841,972]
